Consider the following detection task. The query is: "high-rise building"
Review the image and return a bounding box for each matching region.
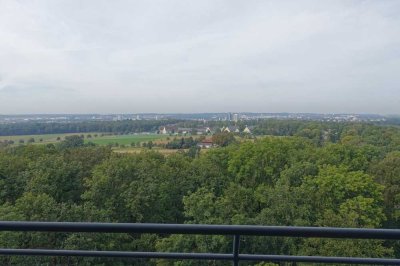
[233,113,239,122]
[227,112,232,121]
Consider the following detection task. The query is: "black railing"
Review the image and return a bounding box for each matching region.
[0,221,399,265]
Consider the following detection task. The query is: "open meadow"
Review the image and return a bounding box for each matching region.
[0,133,89,144]
[113,147,184,154]
[0,133,168,146]
[85,134,167,146]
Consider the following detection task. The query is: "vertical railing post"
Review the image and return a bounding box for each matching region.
[233,234,240,266]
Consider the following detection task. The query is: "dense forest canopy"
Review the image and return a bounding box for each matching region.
[0,120,399,265]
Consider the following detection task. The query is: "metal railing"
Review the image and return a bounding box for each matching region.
[0,221,399,265]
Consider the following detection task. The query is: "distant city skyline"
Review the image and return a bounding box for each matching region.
[0,112,393,125]
[1,1,400,114]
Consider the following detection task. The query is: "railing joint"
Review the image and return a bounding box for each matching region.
[233,234,240,266]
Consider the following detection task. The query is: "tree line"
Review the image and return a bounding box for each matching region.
[0,120,180,136]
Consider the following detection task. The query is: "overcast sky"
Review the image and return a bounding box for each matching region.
[0,0,399,114]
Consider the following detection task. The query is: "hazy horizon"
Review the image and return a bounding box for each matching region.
[0,111,397,117]
[1,1,400,114]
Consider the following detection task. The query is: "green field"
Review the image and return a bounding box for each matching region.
[0,133,88,144]
[85,134,166,146]
[114,147,184,154]
[0,133,167,146]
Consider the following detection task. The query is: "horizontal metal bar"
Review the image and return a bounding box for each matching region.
[0,249,398,265]
[0,249,232,260]
[0,222,399,239]
[240,254,400,265]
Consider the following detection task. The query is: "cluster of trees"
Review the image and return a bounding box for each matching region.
[0,121,399,265]
[0,138,40,148]
[165,137,199,149]
[0,140,14,148]
[251,120,400,148]
[212,132,237,147]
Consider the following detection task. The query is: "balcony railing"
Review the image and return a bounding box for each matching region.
[0,221,399,265]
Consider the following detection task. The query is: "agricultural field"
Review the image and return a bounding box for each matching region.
[114,146,211,155]
[85,134,167,146]
[0,133,90,144]
[113,147,184,154]
[0,133,168,146]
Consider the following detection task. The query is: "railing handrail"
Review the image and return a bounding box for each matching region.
[0,221,399,239]
[0,221,399,265]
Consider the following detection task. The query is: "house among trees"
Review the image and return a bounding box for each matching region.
[243,125,252,134]
[222,126,240,133]
[196,127,212,135]
[176,127,212,135]
[221,126,240,133]
[197,139,214,148]
[158,126,179,134]
[221,125,252,134]
[177,128,192,134]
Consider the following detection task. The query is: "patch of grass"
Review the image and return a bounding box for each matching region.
[0,133,167,146]
[0,133,92,145]
[113,147,185,155]
[85,134,166,146]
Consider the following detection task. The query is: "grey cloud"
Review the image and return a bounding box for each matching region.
[0,0,399,114]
